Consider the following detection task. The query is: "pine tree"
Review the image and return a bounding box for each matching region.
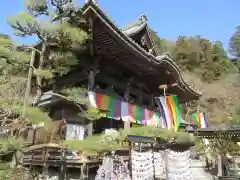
[171,35,233,82]
[229,25,240,59]
[0,0,86,126]
[0,33,37,178]
[229,25,240,73]
[0,0,100,172]
[7,0,101,120]
[0,34,33,123]
[8,0,88,104]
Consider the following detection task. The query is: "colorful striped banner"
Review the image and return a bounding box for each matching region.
[143,109,151,125]
[114,99,121,120]
[136,106,142,125]
[121,101,129,122]
[155,97,172,130]
[155,95,181,131]
[128,104,135,123]
[155,97,167,128]
[88,91,163,127]
[131,104,137,123]
[152,111,160,127]
[106,96,115,119]
[169,96,181,132]
[166,97,174,128]
[192,112,208,128]
[146,111,153,126]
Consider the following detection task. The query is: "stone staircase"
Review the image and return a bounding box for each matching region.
[190,159,215,180]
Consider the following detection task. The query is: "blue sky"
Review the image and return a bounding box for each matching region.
[0,0,239,50]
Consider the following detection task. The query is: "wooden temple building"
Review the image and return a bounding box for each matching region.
[36,0,201,134]
[18,0,204,179]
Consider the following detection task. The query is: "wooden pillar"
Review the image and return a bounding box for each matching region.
[88,57,99,91]
[87,123,93,136]
[137,84,143,105]
[88,16,94,57]
[124,79,132,129]
[150,94,155,108]
[129,141,132,179]
[124,122,131,129]
[151,143,156,180]
[59,149,67,180]
[42,148,49,180]
[88,70,95,91]
[87,58,98,136]
[217,153,223,176]
[164,150,169,180]
[80,162,88,180]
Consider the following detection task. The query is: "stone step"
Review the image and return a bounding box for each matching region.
[190,159,214,180]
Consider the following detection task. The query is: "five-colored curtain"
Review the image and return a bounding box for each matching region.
[155,96,181,132]
[88,91,164,127]
[192,112,208,128]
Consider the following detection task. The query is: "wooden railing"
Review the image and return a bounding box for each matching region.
[218,176,240,180]
[25,119,66,144]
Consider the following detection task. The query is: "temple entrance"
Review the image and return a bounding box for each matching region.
[93,118,124,134]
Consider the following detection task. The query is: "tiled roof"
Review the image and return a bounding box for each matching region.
[122,21,147,36]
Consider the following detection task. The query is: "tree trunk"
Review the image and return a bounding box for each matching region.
[22,50,36,117]
[35,43,47,103]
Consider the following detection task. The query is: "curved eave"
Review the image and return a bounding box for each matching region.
[82,2,201,100]
[122,22,159,56]
[122,22,147,36]
[155,55,202,98]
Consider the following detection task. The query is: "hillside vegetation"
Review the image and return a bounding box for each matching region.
[153,32,240,124]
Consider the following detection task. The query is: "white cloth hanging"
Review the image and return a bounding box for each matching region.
[167,149,193,180]
[66,124,85,140]
[131,150,166,180]
[95,156,130,180]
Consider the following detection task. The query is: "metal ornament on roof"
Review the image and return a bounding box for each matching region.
[140,14,147,22]
[84,0,98,5]
[51,0,72,6]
